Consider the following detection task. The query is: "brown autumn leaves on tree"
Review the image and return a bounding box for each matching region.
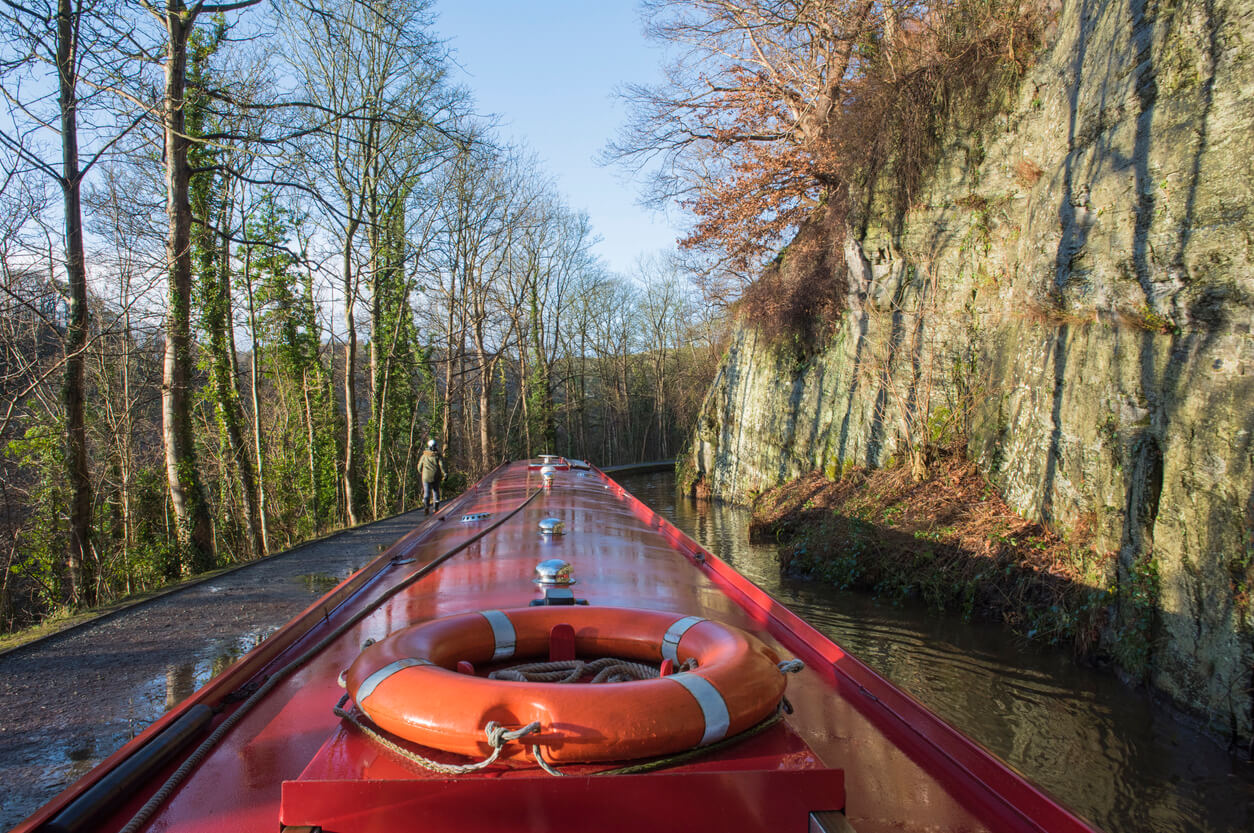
[613,0,1044,341]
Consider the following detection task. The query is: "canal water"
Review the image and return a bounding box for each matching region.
[617,470,1254,833]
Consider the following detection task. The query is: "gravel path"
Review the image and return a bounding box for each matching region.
[0,510,425,831]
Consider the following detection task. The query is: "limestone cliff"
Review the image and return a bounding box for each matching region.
[689,0,1254,742]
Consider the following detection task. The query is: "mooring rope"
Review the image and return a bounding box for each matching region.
[338,692,790,779]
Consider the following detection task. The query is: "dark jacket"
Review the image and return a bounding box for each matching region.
[419,449,445,484]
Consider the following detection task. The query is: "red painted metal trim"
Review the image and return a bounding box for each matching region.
[18,460,1101,833]
[8,482,490,833]
[280,768,846,833]
[602,465,1101,833]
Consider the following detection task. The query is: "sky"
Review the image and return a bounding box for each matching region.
[432,0,682,276]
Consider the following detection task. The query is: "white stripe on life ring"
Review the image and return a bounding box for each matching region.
[661,615,705,663]
[480,609,517,661]
[357,658,432,702]
[668,672,731,745]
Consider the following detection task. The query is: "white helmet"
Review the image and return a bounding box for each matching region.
[427,438,437,449]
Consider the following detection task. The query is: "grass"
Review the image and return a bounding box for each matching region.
[0,581,191,656]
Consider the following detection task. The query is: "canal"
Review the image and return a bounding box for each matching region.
[616,469,1254,833]
[4,474,1250,833]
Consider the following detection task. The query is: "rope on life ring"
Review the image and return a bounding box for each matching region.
[333,692,543,775]
[334,695,794,777]
[341,606,800,765]
[488,656,666,683]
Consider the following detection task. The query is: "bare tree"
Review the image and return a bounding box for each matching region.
[0,0,151,602]
[636,255,689,459]
[280,0,461,522]
[608,0,882,281]
[507,196,595,456]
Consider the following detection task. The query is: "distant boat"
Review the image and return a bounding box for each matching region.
[18,458,1100,833]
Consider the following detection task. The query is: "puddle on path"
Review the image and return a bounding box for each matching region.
[292,572,344,594]
[2,541,388,829]
[156,626,279,711]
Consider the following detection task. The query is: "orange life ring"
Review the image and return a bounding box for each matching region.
[343,606,788,763]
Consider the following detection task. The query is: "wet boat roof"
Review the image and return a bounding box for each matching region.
[18,461,1098,833]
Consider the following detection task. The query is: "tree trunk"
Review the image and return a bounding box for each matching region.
[161,1,214,573]
[371,360,390,517]
[119,298,133,593]
[302,368,319,526]
[473,323,492,472]
[341,218,362,525]
[528,281,556,453]
[520,351,532,458]
[241,248,270,554]
[578,333,588,457]
[56,0,92,605]
[366,161,381,518]
[249,340,269,550]
[477,358,491,471]
[441,271,456,450]
[655,348,667,458]
[205,212,264,558]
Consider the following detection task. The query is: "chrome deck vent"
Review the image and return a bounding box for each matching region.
[538,518,565,535]
[533,558,575,587]
[531,558,585,606]
[461,512,492,523]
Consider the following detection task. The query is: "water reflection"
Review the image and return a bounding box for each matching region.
[293,572,344,594]
[618,471,1254,833]
[160,626,277,711]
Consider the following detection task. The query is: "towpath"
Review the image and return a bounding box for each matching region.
[0,509,426,831]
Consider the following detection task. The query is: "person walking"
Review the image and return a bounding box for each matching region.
[419,439,446,516]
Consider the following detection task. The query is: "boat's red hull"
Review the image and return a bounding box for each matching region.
[15,461,1100,833]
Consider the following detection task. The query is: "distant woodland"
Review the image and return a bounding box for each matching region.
[1,0,1040,632]
[0,0,721,631]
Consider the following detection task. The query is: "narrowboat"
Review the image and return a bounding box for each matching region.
[13,459,1101,833]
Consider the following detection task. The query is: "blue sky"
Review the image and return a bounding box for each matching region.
[432,0,681,275]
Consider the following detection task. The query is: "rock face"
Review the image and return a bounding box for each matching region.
[690,0,1254,741]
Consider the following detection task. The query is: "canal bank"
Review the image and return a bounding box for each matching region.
[0,509,427,830]
[614,469,1254,833]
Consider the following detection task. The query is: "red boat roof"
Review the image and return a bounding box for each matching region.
[16,461,1101,833]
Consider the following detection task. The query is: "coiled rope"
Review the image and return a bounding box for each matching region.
[490,656,690,684]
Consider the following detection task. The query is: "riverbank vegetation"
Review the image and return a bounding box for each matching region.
[0,1,721,633]
[749,450,1122,656]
